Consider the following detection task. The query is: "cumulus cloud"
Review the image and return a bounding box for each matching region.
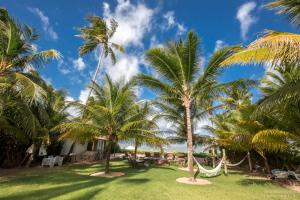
[163,11,187,36]
[28,7,58,40]
[79,88,90,103]
[214,40,226,52]
[236,2,257,40]
[72,57,86,71]
[105,54,140,82]
[163,11,176,28]
[98,0,155,83]
[103,0,154,48]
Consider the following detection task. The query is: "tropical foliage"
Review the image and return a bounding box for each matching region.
[136,31,256,180]
[78,15,124,102]
[55,75,164,173]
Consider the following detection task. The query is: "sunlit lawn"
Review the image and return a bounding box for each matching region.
[0,161,299,200]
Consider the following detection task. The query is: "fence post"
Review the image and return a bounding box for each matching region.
[222,149,228,176]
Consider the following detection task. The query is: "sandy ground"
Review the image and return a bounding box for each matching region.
[90,171,125,178]
[176,177,211,185]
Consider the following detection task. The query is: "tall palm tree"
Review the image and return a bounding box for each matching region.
[0,8,60,104]
[136,31,243,181]
[77,16,124,102]
[55,75,159,174]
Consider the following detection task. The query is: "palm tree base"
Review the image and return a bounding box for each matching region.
[176,177,211,185]
[90,171,125,178]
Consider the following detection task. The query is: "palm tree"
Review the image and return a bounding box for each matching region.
[0,8,60,104]
[221,1,300,68]
[206,103,290,173]
[0,71,70,167]
[155,100,211,149]
[55,75,159,174]
[136,31,242,181]
[77,15,124,102]
[266,0,300,27]
[126,102,167,160]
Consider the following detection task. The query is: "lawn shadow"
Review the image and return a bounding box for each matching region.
[238,178,273,186]
[120,178,150,184]
[0,161,153,200]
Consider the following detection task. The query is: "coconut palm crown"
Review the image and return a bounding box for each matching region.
[136,31,251,180]
[0,8,60,104]
[77,15,124,102]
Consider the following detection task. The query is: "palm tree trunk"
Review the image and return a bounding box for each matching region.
[184,98,194,181]
[247,151,253,172]
[105,140,112,174]
[86,46,105,103]
[134,141,138,160]
[25,143,36,168]
[256,150,270,174]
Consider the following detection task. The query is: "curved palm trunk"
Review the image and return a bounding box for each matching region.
[86,46,105,104]
[184,98,195,181]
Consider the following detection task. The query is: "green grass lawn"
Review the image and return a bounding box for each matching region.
[0,161,299,200]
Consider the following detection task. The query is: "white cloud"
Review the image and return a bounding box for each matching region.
[28,7,58,40]
[58,59,71,74]
[105,54,140,82]
[162,10,187,36]
[65,96,81,119]
[99,0,155,83]
[194,118,213,136]
[157,117,173,131]
[103,0,154,48]
[163,11,176,28]
[214,40,226,52]
[72,57,86,71]
[236,2,257,40]
[79,88,90,103]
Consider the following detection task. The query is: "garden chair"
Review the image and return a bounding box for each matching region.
[42,156,64,168]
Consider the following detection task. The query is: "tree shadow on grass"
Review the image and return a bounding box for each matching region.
[238,178,273,186]
[0,179,107,200]
[120,178,150,184]
[0,161,153,200]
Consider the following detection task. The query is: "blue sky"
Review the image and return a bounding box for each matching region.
[2,0,297,151]
[2,0,295,100]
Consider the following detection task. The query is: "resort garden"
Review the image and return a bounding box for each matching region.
[1,0,300,199]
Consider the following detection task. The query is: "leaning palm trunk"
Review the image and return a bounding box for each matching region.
[86,46,105,103]
[184,98,195,181]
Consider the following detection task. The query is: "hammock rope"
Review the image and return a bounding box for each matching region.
[193,156,224,177]
[193,153,249,177]
[227,154,248,167]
